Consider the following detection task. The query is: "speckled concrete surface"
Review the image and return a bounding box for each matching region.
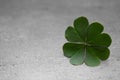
[0,0,120,80]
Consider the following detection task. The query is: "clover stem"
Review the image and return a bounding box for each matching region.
[69,42,91,46]
[85,42,91,46]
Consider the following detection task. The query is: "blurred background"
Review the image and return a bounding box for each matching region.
[0,0,120,80]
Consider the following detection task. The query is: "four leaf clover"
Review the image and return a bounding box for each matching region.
[63,16,112,67]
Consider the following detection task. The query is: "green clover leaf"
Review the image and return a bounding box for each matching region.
[63,16,112,67]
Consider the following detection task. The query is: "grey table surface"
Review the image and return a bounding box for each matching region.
[0,0,120,80]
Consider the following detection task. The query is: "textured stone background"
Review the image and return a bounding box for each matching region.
[0,0,120,80]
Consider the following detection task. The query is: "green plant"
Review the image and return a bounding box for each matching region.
[63,16,112,67]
